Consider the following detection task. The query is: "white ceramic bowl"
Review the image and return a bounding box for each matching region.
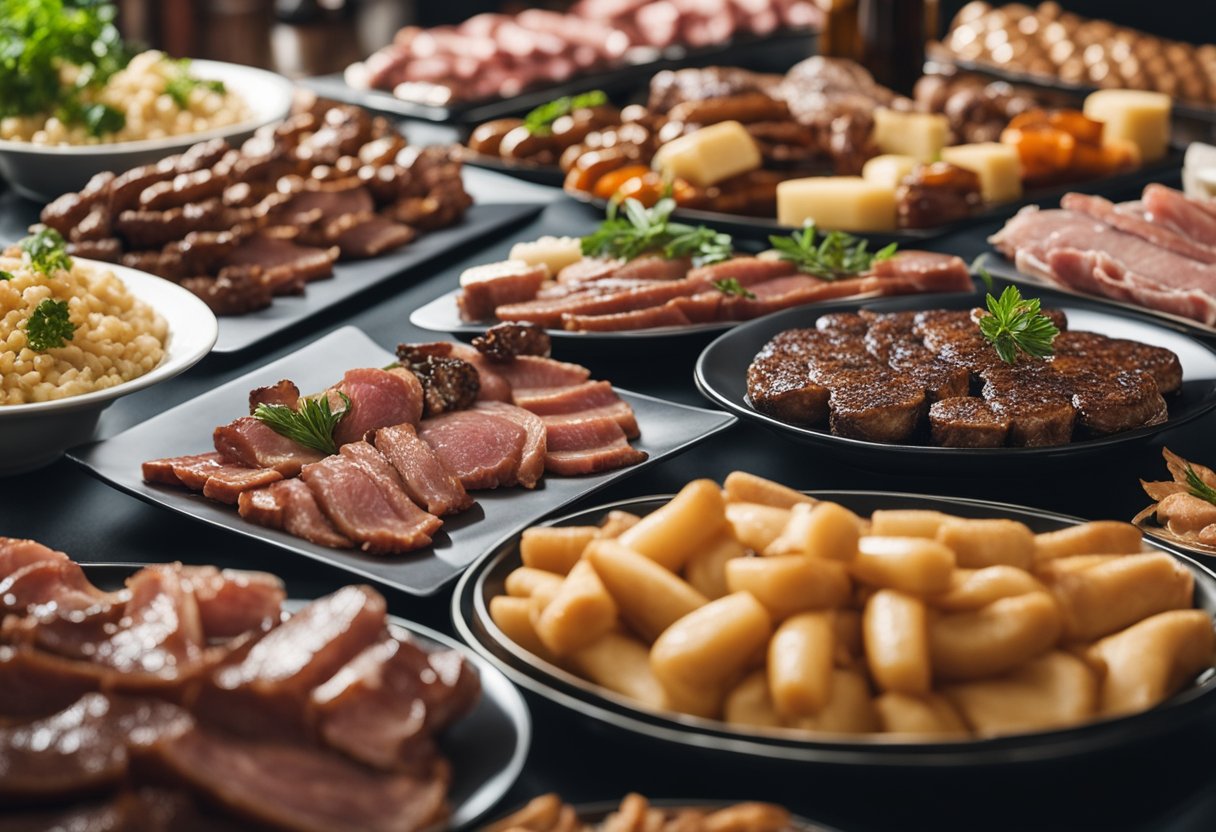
[0,260,218,475]
[0,60,295,201]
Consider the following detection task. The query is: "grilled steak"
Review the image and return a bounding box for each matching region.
[929,397,1011,447]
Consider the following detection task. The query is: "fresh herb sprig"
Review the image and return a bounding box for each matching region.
[19,228,73,276]
[977,284,1059,363]
[524,89,607,136]
[768,222,897,281]
[581,197,732,265]
[0,271,12,281]
[253,392,351,455]
[26,298,76,351]
[1185,465,1216,507]
[164,58,225,109]
[712,278,755,299]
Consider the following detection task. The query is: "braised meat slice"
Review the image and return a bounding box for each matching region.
[177,566,286,641]
[237,479,355,549]
[372,424,473,516]
[929,397,1012,447]
[300,455,439,553]
[0,645,104,719]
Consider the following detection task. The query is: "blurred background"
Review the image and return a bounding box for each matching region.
[119,1,1195,79]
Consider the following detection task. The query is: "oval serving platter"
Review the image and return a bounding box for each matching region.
[693,279,1216,472]
[454,491,1216,768]
[84,563,531,831]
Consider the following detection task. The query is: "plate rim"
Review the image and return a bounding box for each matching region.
[452,489,1216,767]
[80,560,532,830]
[692,283,1216,462]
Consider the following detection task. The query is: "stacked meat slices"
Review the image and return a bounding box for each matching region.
[144,332,646,555]
[991,185,1216,326]
[0,538,478,831]
[748,308,1180,447]
[459,251,974,332]
[40,101,472,315]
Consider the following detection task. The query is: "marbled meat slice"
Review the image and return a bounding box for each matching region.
[327,367,425,446]
[372,423,473,516]
[488,355,591,393]
[457,261,547,321]
[512,379,619,414]
[312,634,479,772]
[238,479,355,549]
[417,410,526,490]
[539,402,640,439]
[827,370,927,443]
[194,585,387,737]
[339,441,444,536]
[471,402,547,488]
[301,454,438,554]
[214,417,326,476]
[177,565,286,640]
[542,413,648,476]
[929,397,1011,447]
[146,726,449,832]
[0,693,194,800]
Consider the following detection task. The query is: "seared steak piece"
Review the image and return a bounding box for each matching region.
[747,352,828,425]
[887,342,971,402]
[982,364,1076,447]
[815,311,869,336]
[1066,370,1168,435]
[1053,331,1183,394]
[929,397,1012,447]
[935,335,1007,376]
[828,370,927,443]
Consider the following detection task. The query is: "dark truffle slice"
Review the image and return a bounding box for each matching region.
[930,396,1012,447]
[828,370,927,443]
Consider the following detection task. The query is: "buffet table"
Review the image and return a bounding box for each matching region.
[3,165,1214,832]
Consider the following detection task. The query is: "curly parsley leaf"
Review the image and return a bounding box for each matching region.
[977,284,1059,364]
[581,197,733,265]
[0,271,12,281]
[26,298,76,351]
[768,222,897,281]
[253,392,351,455]
[19,227,73,276]
[524,89,607,136]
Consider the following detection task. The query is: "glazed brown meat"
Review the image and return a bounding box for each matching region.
[930,397,1011,447]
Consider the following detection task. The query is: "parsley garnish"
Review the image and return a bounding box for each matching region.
[19,228,73,276]
[0,271,12,281]
[524,90,607,136]
[767,222,897,281]
[253,392,351,455]
[977,284,1059,363]
[1185,465,1216,507]
[581,197,733,265]
[26,298,76,351]
[81,102,125,137]
[712,278,756,299]
[164,59,225,109]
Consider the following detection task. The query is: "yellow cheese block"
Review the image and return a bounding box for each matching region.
[776,177,897,233]
[941,143,1023,204]
[862,154,919,189]
[873,109,949,162]
[1084,90,1171,163]
[651,120,762,188]
[509,236,582,275]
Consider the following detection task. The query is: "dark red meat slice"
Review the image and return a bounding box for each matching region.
[301,455,439,554]
[418,409,527,490]
[329,367,425,447]
[213,417,325,477]
[194,585,386,737]
[222,233,336,293]
[238,479,356,549]
[0,645,103,719]
[371,423,473,516]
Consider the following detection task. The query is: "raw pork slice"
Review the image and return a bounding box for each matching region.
[417,409,527,490]
[142,452,284,503]
[512,380,638,435]
[541,413,648,475]
[471,402,547,488]
[371,424,473,516]
[1143,184,1216,247]
[213,417,325,476]
[329,367,425,446]
[238,480,355,549]
[1062,192,1216,264]
[488,355,591,392]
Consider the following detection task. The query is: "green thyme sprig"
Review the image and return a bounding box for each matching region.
[768,222,897,282]
[1185,465,1216,506]
[253,392,351,454]
[581,197,732,265]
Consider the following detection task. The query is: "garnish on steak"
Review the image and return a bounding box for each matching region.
[747,306,1179,447]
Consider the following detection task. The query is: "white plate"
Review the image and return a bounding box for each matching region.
[0,60,294,201]
[0,259,218,475]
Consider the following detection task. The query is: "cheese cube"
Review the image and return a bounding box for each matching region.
[651,120,762,188]
[862,154,919,189]
[1084,90,1171,163]
[509,236,583,275]
[776,177,897,233]
[873,109,949,162]
[941,143,1023,204]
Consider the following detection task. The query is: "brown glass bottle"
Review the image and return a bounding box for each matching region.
[858,0,926,94]
[819,0,861,61]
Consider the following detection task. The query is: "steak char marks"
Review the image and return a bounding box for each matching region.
[747,306,1180,447]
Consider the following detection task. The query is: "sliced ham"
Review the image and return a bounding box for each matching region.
[194,585,387,737]
[472,402,547,488]
[457,260,547,321]
[1062,192,1216,264]
[542,403,640,439]
[371,423,473,516]
[489,355,591,392]
[541,413,648,475]
[339,442,443,534]
[562,303,693,331]
[238,479,355,549]
[214,417,325,477]
[511,379,620,414]
[300,455,438,554]
[202,465,285,504]
[417,409,526,490]
[328,367,424,447]
[0,538,71,580]
[1143,184,1216,247]
[177,566,286,640]
[312,635,479,772]
[141,451,284,500]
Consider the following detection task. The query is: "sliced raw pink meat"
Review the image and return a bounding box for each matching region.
[371,423,472,516]
[489,355,590,392]
[328,367,424,446]
[238,480,355,549]
[1062,192,1216,263]
[447,343,513,402]
[417,409,526,490]
[1143,184,1216,247]
[541,413,647,475]
[472,402,547,488]
[214,417,325,476]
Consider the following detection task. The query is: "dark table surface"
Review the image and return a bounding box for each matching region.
[3,166,1215,832]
